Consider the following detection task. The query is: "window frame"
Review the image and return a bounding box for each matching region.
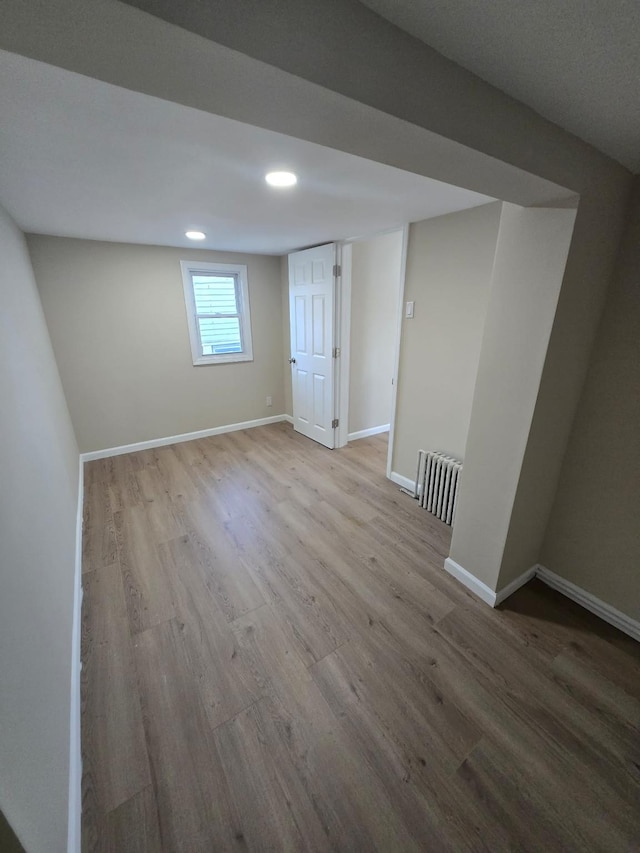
[180,260,253,366]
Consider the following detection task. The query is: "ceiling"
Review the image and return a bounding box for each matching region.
[360,0,640,173]
[0,51,494,255]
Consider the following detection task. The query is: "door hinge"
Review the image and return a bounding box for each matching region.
[333,264,341,278]
[332,418,339,429]
[332,346,341,358]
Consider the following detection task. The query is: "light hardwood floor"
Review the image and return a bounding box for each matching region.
[81,423,640,851]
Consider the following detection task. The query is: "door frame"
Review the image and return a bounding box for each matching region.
[385,224,410,478]
[334,240,350,449]
[333,224,410,479]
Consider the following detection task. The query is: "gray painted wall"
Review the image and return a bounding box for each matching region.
[0,204,79,853]
[541,178,640,619]
[28,237,285,453]
[392,203,500,479]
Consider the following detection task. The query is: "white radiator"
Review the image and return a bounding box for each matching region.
[413,450,463,525]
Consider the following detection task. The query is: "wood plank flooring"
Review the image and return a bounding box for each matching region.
[81,423,640,852]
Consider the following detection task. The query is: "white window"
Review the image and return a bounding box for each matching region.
[180,261,253,365]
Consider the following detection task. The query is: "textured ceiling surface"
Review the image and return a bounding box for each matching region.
[360,0,640,172]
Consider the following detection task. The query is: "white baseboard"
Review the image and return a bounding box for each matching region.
[389,470,416,493]
[348,424,390,441]
[493,566,538,606]
[536,564,640,642]
[444,558,500,606]
[443,557,640,642]
[81,414,290,461]
[67,457,83,853]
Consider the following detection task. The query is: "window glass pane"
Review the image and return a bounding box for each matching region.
[192,275,238,315]
[198,316,242,354]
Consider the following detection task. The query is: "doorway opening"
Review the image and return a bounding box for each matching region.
[286,226,405,473]
[339,228,406,478]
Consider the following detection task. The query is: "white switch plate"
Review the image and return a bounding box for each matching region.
[405,301,415,318]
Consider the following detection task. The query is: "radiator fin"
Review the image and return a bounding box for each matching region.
[415,450,462,526]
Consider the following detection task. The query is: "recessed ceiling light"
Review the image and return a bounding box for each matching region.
[265,171,297,188]
[185,230,206,240]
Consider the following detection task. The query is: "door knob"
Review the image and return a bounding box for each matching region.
[289,357,296,364]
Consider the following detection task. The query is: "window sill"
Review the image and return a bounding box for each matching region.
[192,353,254,366]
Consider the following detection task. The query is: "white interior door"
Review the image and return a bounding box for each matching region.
[288,243,337,449]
